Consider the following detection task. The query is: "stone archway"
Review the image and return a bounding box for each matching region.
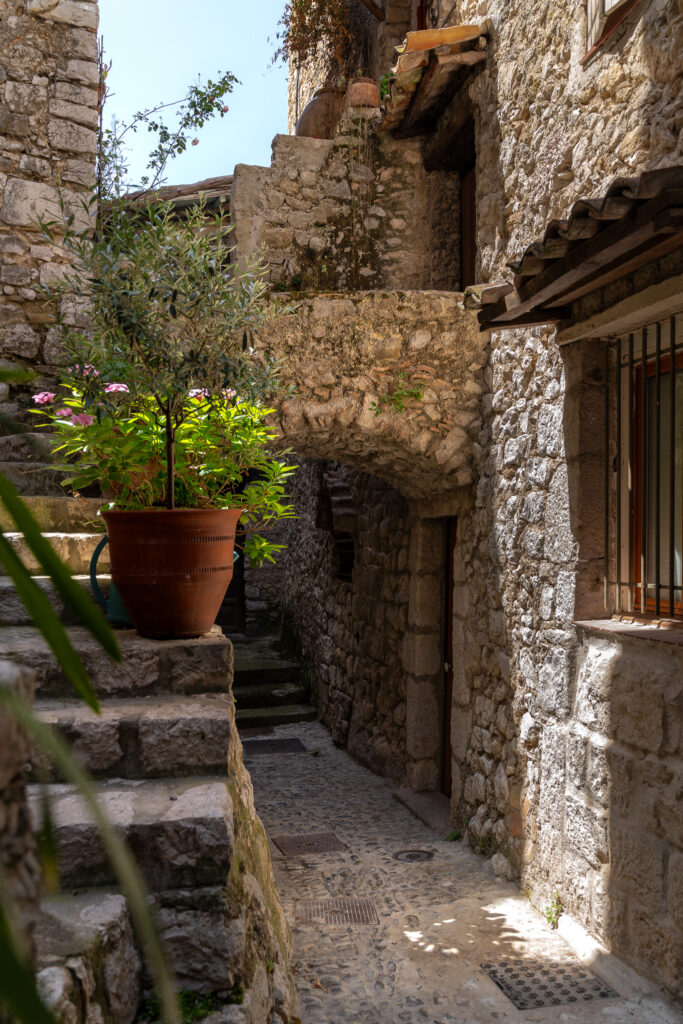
[255,289,487,790]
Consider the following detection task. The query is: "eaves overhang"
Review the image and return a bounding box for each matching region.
[475,166,683,334]
[382,21,490,152]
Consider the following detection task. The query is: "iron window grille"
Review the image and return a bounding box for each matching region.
[604,312,683,619]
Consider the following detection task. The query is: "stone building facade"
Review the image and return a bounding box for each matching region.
[2,0,682,1011]
[239,0,683,1003]
[0,0,98,411]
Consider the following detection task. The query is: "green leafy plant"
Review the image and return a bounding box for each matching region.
[275,0,385,70]
[378,70,395,101]
[444,828,461,842]
[137,989,222,1023]
[370,372,425,416]
[97,38,237,204]
[543,890,564,930]
[37,200,296,564]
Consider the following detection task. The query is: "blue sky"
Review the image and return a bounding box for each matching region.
[98,0,289,187]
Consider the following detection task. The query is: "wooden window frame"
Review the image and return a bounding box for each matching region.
[582,0,645,66]
[631,350,683,620]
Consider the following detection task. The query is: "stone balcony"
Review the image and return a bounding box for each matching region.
[255,288,486,500]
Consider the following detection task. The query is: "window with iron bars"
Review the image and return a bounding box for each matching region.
[604,313,683,620]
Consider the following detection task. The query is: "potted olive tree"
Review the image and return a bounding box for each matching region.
[36,200,295,639]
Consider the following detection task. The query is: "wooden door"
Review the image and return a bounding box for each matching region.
[460,163,477,289]
[441,518,457,797]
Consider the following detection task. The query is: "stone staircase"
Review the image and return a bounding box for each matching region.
[0,448,296,1021]
[232,636,316,731]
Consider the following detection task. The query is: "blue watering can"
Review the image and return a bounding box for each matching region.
[89,535,132,628]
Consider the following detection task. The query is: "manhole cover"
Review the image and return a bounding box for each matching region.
[295,898,378,927]
[392,849,434,862]
[242,738,307,756]
[480,958,619,1010]
[273,832,346,857]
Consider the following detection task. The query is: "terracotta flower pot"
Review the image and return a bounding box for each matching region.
[346,77,380,108]
[295,87,346,139]
[102,507,242,640]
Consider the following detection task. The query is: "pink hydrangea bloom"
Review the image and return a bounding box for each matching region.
[223,388,237,400]
[33,392,56,405]
[70,413,95,427]
[55,408,72,417]
[104,383,129,393]
[189,387,210,399]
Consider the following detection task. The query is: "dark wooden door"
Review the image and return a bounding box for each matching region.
[460,163,477,289]
[441,518,458,797]
[215,528,246,634]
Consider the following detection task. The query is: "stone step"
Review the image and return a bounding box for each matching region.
[0,495,102,532]
[0,461,69,495]
[233,680,308,710]
[32,693,232,779]
[28,776,234,890]
[36,891,141,1024]
[0,574,110,626]
[38,885,260,998]
[233,636,302,686]
[0,431,53,463]
[1,531,108,575]
[0,625,232,698]
[236,702,317,729]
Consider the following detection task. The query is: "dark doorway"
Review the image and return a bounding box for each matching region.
[441,517,457,797]
[215,528,246,634]
[460,162,477,289]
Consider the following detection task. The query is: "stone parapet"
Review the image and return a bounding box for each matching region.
[257,288,487,498]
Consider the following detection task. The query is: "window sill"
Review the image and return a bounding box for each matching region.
[575,617,683,647]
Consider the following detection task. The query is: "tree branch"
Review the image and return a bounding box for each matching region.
[358,0,385,21]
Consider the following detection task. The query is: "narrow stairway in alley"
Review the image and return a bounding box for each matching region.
[245,720,681,1024]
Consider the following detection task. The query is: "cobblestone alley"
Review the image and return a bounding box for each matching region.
[244,721,681,1024]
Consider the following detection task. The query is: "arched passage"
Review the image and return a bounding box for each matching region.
[249,289,488,790]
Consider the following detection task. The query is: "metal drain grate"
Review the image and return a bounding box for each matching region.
[480,958,619,1010]
[295,898,378,926]
[273,832,346,857]
[392,849,434,862]
[242,738,307,756]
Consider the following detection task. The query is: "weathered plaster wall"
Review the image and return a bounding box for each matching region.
[232,112,462,293]
[441,0,683,1000]
[0,0,98,414]
[281,460,411,781]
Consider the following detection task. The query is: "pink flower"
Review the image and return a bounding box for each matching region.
[55,408,72,417]
[223,388,236,400]
[104,383,129,393]
[33,391,56,405]
[73,364,99,377]
[70,413,95,427]
[222,105,229,113]
[189,387,210,399]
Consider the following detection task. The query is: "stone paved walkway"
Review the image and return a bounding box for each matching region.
[246,721,681,1024]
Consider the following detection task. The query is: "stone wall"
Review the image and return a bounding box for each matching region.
[254,289,486,498]
[442,0,683,1000]
[281,460,411,781]
[273,0,683,1003]
[0,0,98,413]
[232,112,462,293]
